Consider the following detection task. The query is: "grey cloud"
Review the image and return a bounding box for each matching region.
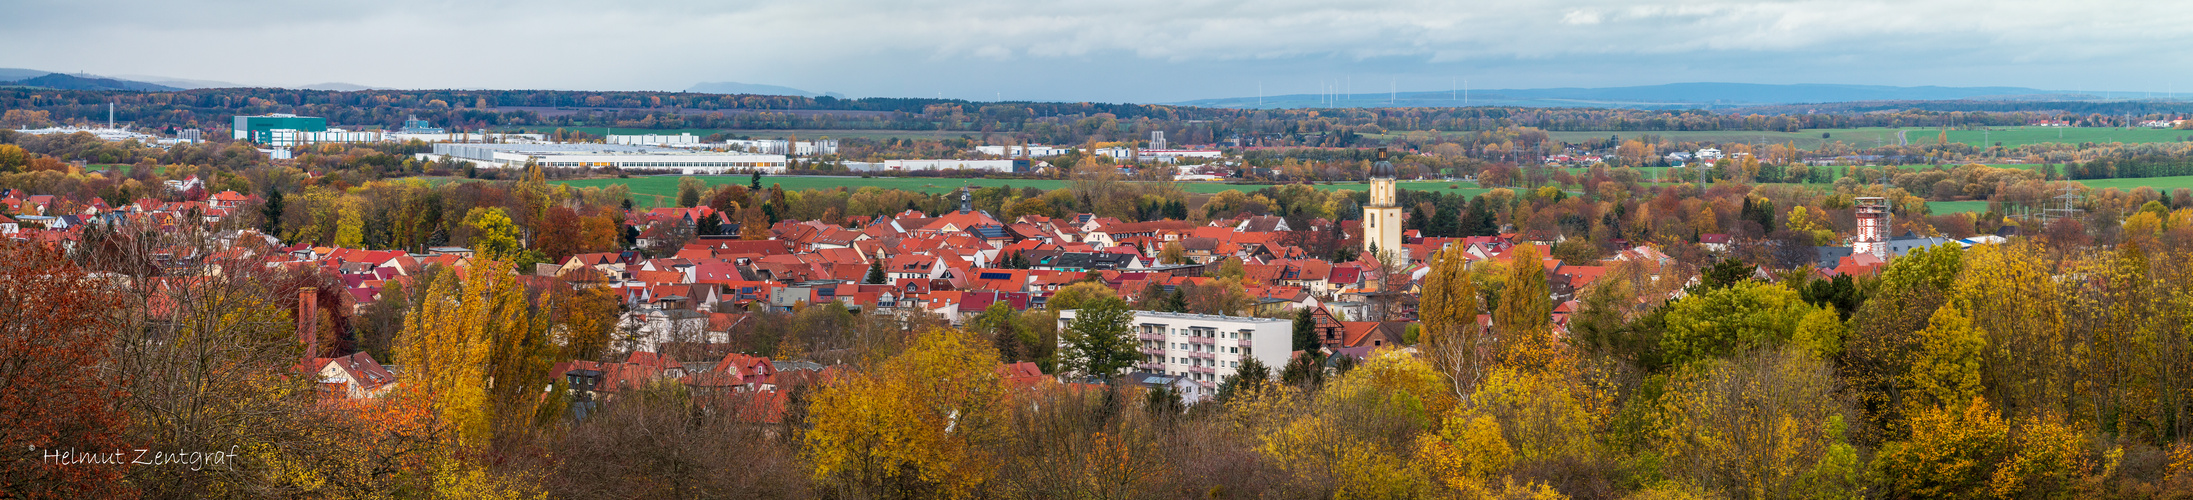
[1,0,2189,102]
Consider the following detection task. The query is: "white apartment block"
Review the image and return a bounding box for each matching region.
[1056,310,1292,390]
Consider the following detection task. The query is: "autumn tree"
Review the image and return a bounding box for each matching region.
[533,383,808,497]
[1261,348,1452,497]
[0,242,131,497]
[536,207,585,262]
[677,176,705,208]
[1493,245,1553,365]
[1659,280,1818,367]
[1181,278,1252,316]
[804,327,1008,498]
[395,260,553,496]
[101,240,396,496]
[579,213,623,253]
[1844,243,1963,434]
[1874,398,2093,498]
[1045,281,1116,312]
[1158,241,1187,265]
[1652,348,1857,499]
[1906,303,1987,411]
[0,144,31,172]
[463,207,524,263]
[739,206,770,240]
[1419,244,1489,401]
[333,196,365,248]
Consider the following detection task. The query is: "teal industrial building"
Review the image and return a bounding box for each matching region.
[232,114,327,143]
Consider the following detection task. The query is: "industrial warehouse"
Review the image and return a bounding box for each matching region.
[426,143,788,174]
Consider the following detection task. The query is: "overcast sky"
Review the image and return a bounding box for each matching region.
[5,0,2190,103]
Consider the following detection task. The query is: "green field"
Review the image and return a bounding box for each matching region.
[1540,128,1896,150]
[1924,127,2191,148]
[1926,201,1990,214]
[550,175,1490,207]
[2069,175,2193,192]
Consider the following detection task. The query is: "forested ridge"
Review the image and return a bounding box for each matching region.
[6,87,2191,145]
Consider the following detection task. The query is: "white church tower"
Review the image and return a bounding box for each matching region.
[1363,148,1406,263]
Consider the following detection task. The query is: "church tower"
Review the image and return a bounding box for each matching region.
[1363,148,1406,263]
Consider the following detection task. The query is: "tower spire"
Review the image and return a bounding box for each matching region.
[1363,148,1404,263]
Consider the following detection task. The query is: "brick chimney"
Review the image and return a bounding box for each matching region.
[298,287,319,370]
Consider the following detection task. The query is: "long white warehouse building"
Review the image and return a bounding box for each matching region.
[429,143,787,173]
[882,159,1027,172]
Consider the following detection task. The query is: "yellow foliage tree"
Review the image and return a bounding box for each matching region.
[1258,349,1448,498]
[1875,397,2095,499]
[1792,306,1848,358]
[1908,303,1987,411]
[462,207,523,263]
[1948,243,2071,419]
[804,327,1007,498]
[394,261,544,498]
[1468,364,1602,467]
[1417,413,1512,496]
[1420,244,1487,400]
[1494,245,1554,368]
[1653,348,1851,499]
[332,197,364,248]
[1785,206,1837,247]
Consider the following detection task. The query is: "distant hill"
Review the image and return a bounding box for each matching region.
[296,82,384,91]
[112,74,246,89]
[0,68,52,81]
[1480,82,2057,104]
[1170,82,2096,110]
[3,73,180,91]
[687,81,822,97]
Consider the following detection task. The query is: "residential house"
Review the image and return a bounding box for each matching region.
[312,351,399,399]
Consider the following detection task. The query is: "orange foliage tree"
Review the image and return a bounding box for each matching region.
[0,242,132,497]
